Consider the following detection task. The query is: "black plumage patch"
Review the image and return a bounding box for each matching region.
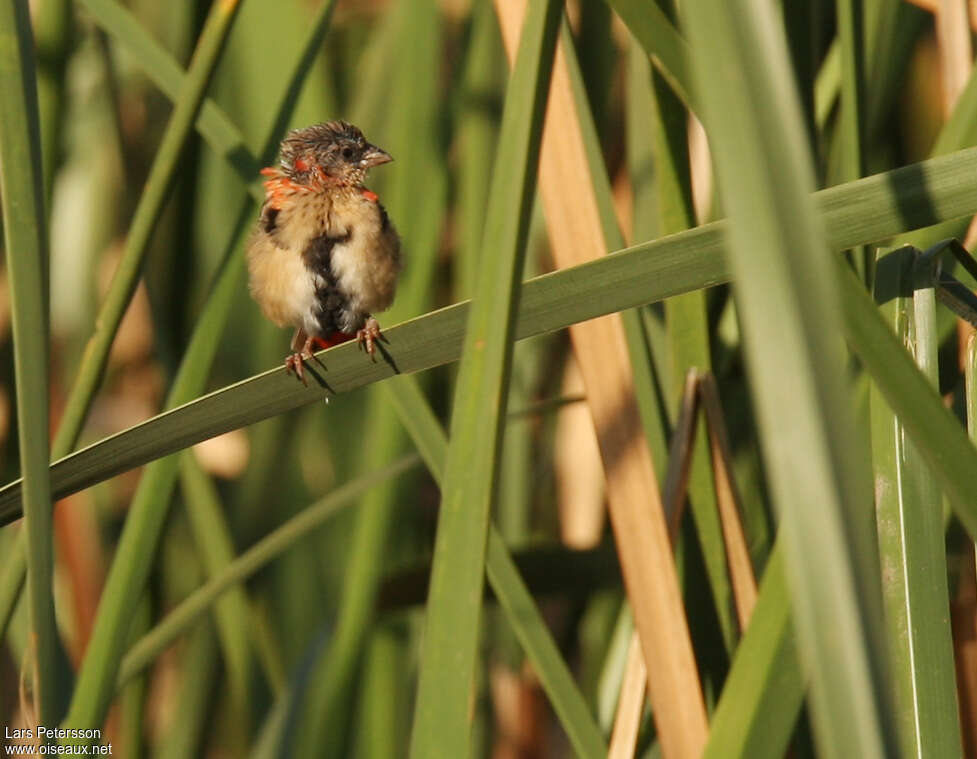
[378,202,391,232]
[261,206,279,233]
[302,232,360,335]
[301,231,349,277]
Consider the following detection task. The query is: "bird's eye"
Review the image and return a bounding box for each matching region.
[341,146,354,160]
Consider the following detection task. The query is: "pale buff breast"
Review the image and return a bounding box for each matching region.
[328,192,401,315]
[246,231,317,329]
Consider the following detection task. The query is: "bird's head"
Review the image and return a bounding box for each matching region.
[279,121,392,188]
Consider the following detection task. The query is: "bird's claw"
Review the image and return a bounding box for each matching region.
[284,351,313,385]
[357,317,382,361]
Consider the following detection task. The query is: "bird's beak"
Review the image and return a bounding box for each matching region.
[360,145,393,168]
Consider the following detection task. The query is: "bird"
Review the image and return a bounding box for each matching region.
[247,121,401,384]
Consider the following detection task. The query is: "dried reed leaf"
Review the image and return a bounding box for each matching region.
[699,374,759,628]
[607,634,646,759]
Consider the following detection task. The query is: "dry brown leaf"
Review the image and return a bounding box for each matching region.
[699,374,758,628]
[907,0,977,32]
[935,0,973,114]
[607,632,647,759]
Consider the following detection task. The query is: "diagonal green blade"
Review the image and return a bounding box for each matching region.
[702,541,802,758]
[3,148,977,529]
[604,0,697,113]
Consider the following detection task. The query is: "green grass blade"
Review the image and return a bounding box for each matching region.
[869,247,921,755]
[932,64,977,158]
[781,2,819,148]
[116,456,421,688]
[381,378,451,477]
[639,15,736,656]
[840,258,977,535]
[248,691,294,759]
[454,0,503,300]
[33,0,70,201]
[4,146,977,525]
[604,0,697,113]
[835,0,868,280]
[682,1,893,755]
[485,533,607,758]
[179,455,254,733]
[815,40,841,130]
[967,334,977,735]
[408,1,561,754]
[702,541,802,758]
[0,545,26,641]
[356,624,409,759]
[970,336,977,435]
[387,373,606,758]
[152,623,220,759]
[0,0,67,724]
[625,38,670,452]
[836,0,865,183]
[118,599,150,758]
[870,246,962,756]
[863,0,926,141]
[474,5,551,689]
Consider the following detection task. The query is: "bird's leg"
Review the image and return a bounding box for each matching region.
[284,329,316,385]
[290,328,307,354]
[356,317,383,360]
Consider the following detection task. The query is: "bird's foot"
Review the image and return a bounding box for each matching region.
[284,351,313,385]
[285,334,317,385]
[356,317,382,360]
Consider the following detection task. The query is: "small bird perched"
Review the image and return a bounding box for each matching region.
[247,121,401,383]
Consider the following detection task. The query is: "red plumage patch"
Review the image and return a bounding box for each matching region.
[312,332,355,351]
[260,167,315,209]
